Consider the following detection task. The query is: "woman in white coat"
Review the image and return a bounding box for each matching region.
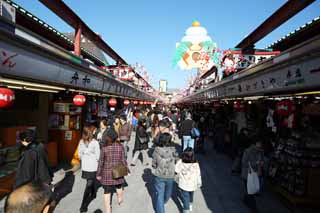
[175,147,202,213]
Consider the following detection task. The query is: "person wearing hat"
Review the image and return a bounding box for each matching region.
[131,116,149,166]
[97,128,127,213]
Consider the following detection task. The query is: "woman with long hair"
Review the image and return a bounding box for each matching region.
[97,128,127,213]
[175,147,202,213]
[78,126,100,213]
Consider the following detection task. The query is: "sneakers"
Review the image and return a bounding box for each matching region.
[190,203,193,211]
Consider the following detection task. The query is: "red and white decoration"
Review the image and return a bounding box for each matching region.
[108,98,117,107]
[133,100,138,105]
[233,101,245,112]
[0,88,15,108]
[73,94,86,106]
[123,99,130,106]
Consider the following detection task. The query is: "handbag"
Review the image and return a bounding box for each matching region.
[138,136,149,144]
[190,128,200,139]
[112,164,128,179]
[247,162,260,195]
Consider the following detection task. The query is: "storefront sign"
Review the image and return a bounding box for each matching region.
[0,87,14,108]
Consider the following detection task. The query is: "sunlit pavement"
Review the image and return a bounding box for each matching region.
[1,135,292,213]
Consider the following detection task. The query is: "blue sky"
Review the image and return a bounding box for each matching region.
[14,0,319,89]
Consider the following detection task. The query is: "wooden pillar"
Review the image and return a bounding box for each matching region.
[74,25,82,56]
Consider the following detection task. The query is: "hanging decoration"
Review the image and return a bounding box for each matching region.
[123,99,130,106]
[276,100,295,116]
[133,100,138,105]
[173,21,221,73]
[0,88,15,108]
[139,101,144,105]
[73,94,86,106]
[108,98,117,107]
[233,101,245,112]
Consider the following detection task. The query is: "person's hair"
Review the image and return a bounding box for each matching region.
[181,147,197,163]
[159,119,171,129]
[100,119,108,127]
[82,126,93,143]
[5,182,52,213]
[19,130,34,143]
[105,128,119,146]
[152,114,159,127]
[120,114,127,122]
[157,133,174,147]
[138,117,147,127]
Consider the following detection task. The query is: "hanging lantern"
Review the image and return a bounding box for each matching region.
[109,98,117,107]
[139,101,144,105]
[123,99,130,106]
[233,101,245,112]
[133,100,138,105]
[73,94,86,106]
[0,88,15,108]
[213,101,221,108]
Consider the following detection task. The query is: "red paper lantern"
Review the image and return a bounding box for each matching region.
[0,88,15,108]
[233,101,245,112]
[213,101,221,108]
[109,98,117,107]
[73,94,86,106]
[123,99,130,106]
[139,101,144,105]
[276,100,295,116]
[133,100,138,105]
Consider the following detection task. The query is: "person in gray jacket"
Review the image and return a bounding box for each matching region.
[241,139,264,213]
[152,132,178,213]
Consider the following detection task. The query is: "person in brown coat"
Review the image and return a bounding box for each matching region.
[118,114,132,159]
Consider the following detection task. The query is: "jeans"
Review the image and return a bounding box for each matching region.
[183,136,195,151]
[154,176,174,213]
[131,149,148,165]
[179,188,194,210]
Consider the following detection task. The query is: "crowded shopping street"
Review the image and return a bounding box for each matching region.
[1,0,320,213]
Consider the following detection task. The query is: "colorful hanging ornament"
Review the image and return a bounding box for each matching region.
[0,88,15,108]
[133,100,138,105]
[123,99,130,106]
[109,98,117,107]
[73,94,86,106]
[139,101,144,105]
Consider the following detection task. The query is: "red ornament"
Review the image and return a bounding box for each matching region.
[123,99,130,106]
[133,100,138,105]
[139,101,144,105]
[233,101,245,112]
[213,101,221,108]
[109,98,117,107]
[73,94,86,106]
[0,88,15,108]
[276,100,295,116]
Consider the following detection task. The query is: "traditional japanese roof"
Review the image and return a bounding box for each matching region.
[266,16,320,51]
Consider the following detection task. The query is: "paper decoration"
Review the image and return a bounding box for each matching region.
[173,21,220,72]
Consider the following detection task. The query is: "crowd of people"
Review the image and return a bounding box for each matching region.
[3,107,205,213]
[4,105,272,213]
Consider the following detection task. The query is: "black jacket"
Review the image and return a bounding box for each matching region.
[133,125,149,152]
[14,143,52,189]
[180,119,195,137]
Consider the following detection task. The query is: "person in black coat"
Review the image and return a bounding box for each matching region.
[131,116,149,166]
[14,130,52,189]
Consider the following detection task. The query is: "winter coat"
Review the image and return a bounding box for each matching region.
[119,122,132,141]
[14,143,52,189]
[180,119,195,137]
[175,159,202,192]
[78,139,100,172]
[96,128,108,146]
[133,125,149,152]
[97,143,127,186]
[152,146,178,179]
[241,145,264,180]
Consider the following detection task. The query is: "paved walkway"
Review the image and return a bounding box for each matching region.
[1,135,292,213]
